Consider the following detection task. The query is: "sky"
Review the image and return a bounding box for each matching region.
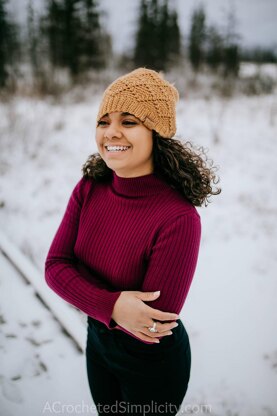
[7,0,277,53]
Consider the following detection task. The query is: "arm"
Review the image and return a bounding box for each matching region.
[44,177,122,329]
[141,212,201,316]
[110,212,201,342]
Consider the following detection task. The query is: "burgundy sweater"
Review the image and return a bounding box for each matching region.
[45,171,201,343]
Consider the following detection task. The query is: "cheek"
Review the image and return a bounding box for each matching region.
[144,137,154,156]
[95,131,103,149]
[133,130,153,156]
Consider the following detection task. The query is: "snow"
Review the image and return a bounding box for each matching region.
[0,251,92,415]
[0,231,86,352]
[240,62,277,78]
[1,70,277,415]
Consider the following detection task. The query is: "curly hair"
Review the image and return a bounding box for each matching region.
[82,132,221,207]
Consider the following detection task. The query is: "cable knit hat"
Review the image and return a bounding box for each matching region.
[97,67,179,138]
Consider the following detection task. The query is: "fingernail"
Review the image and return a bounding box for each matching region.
[155,340,160,343]
[169,331,173,335]
[154,291,160,296]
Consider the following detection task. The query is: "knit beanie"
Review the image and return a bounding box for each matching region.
[97,68,179,138]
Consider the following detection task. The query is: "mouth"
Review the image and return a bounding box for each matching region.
[104,145,131,153]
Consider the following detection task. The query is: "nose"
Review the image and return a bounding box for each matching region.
[104,122,123,140]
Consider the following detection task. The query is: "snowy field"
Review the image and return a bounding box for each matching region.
[0,73,277,415]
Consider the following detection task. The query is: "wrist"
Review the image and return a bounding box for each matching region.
[111,291,123,322]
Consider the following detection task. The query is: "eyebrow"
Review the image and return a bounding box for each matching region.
[102,112,136,118]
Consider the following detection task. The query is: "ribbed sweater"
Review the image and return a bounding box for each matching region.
[45,171,201,344]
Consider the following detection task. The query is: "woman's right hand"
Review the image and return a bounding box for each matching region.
[111,290,179,343]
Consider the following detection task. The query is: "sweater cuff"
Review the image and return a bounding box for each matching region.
[94,290,122,329]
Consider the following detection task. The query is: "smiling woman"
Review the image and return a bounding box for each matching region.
[45,67,221,416]
[96,112,154,178]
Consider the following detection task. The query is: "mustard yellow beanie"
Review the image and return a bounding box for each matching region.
[97,67,179,138]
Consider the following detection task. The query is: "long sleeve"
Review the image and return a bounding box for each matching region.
[45,169,202,343]
[141,213,201,316]
[44,178,122,329]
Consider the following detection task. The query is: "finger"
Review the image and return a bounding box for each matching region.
[154,321,179,333]
[135,291,160,301]
[142,328,173,338]
[146,306,179,322]
[143,320,178,334]
[132,331,161,344]
[161,319,179,330]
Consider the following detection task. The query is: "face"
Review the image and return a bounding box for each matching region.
[95,111,154,178]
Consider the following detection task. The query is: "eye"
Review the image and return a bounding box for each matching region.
[97,120,108,126]
[122,120,137,126]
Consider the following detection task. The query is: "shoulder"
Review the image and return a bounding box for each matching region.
[148,191,201,248]
[158,208,201,237]
[145,206,201,258]
[155,183,201,222]
[71,176,95,204]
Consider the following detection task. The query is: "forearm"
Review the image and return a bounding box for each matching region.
[45,257,122,328]
[45,177,121,328]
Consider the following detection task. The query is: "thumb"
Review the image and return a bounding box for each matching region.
[136,291,160,301]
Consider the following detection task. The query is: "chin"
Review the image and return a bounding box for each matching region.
[106,161,125,170]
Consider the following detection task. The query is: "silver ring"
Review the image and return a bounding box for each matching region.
[148,321,158,333]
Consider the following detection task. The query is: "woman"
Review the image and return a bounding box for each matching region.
[45,68,220,416]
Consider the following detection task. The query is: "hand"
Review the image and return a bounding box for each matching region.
[111,291,179,343]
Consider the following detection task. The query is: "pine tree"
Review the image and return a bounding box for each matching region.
[222,5,240,76]
[62,0,82,76]
[41,0,109,77]
[156,0,168,69]
[0,0,9,86]
[134,0,181,71]
[188,5,206,72]
[0,0,20,88]
[79,0,110,70]
[206,25,223,71]
[167,9,181,64]
[133,0,154,68]
[40,0,65,69]
[27,0,39,78]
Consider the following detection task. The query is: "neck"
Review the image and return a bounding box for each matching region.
[111,170,169,198]
[113,163,154,179]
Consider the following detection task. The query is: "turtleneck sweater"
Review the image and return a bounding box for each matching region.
[45,171,201,344]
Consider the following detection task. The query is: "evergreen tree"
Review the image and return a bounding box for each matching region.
[168,9,181,61]
[58,0,83,76]
[41,0,109,77]
[222,5,240,76]
[188,5,206,72]
[79,0,111,70]
[206,25,223,71]
[0,0,20,88]
[156,0,169,68]
[134,0,181,71]
[223,43,240,76]
[40,0,65,69]
[0,0,9,87]
[134,0,155,68]
[27,0,39,78]
[241,46,277,64]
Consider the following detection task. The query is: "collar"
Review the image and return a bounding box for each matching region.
[111,170,170,198]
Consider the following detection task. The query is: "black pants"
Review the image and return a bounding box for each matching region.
[85,316,191,416]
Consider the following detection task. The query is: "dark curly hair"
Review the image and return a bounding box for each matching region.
[82,131,221,207]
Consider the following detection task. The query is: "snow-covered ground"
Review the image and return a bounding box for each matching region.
[0,75,277,415]
[0,250,92,416]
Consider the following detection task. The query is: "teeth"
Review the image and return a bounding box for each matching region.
[106,146,130,152]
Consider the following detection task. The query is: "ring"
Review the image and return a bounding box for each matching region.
[148,321,158,333]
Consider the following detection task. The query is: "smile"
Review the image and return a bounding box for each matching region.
[105,146,131,152]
